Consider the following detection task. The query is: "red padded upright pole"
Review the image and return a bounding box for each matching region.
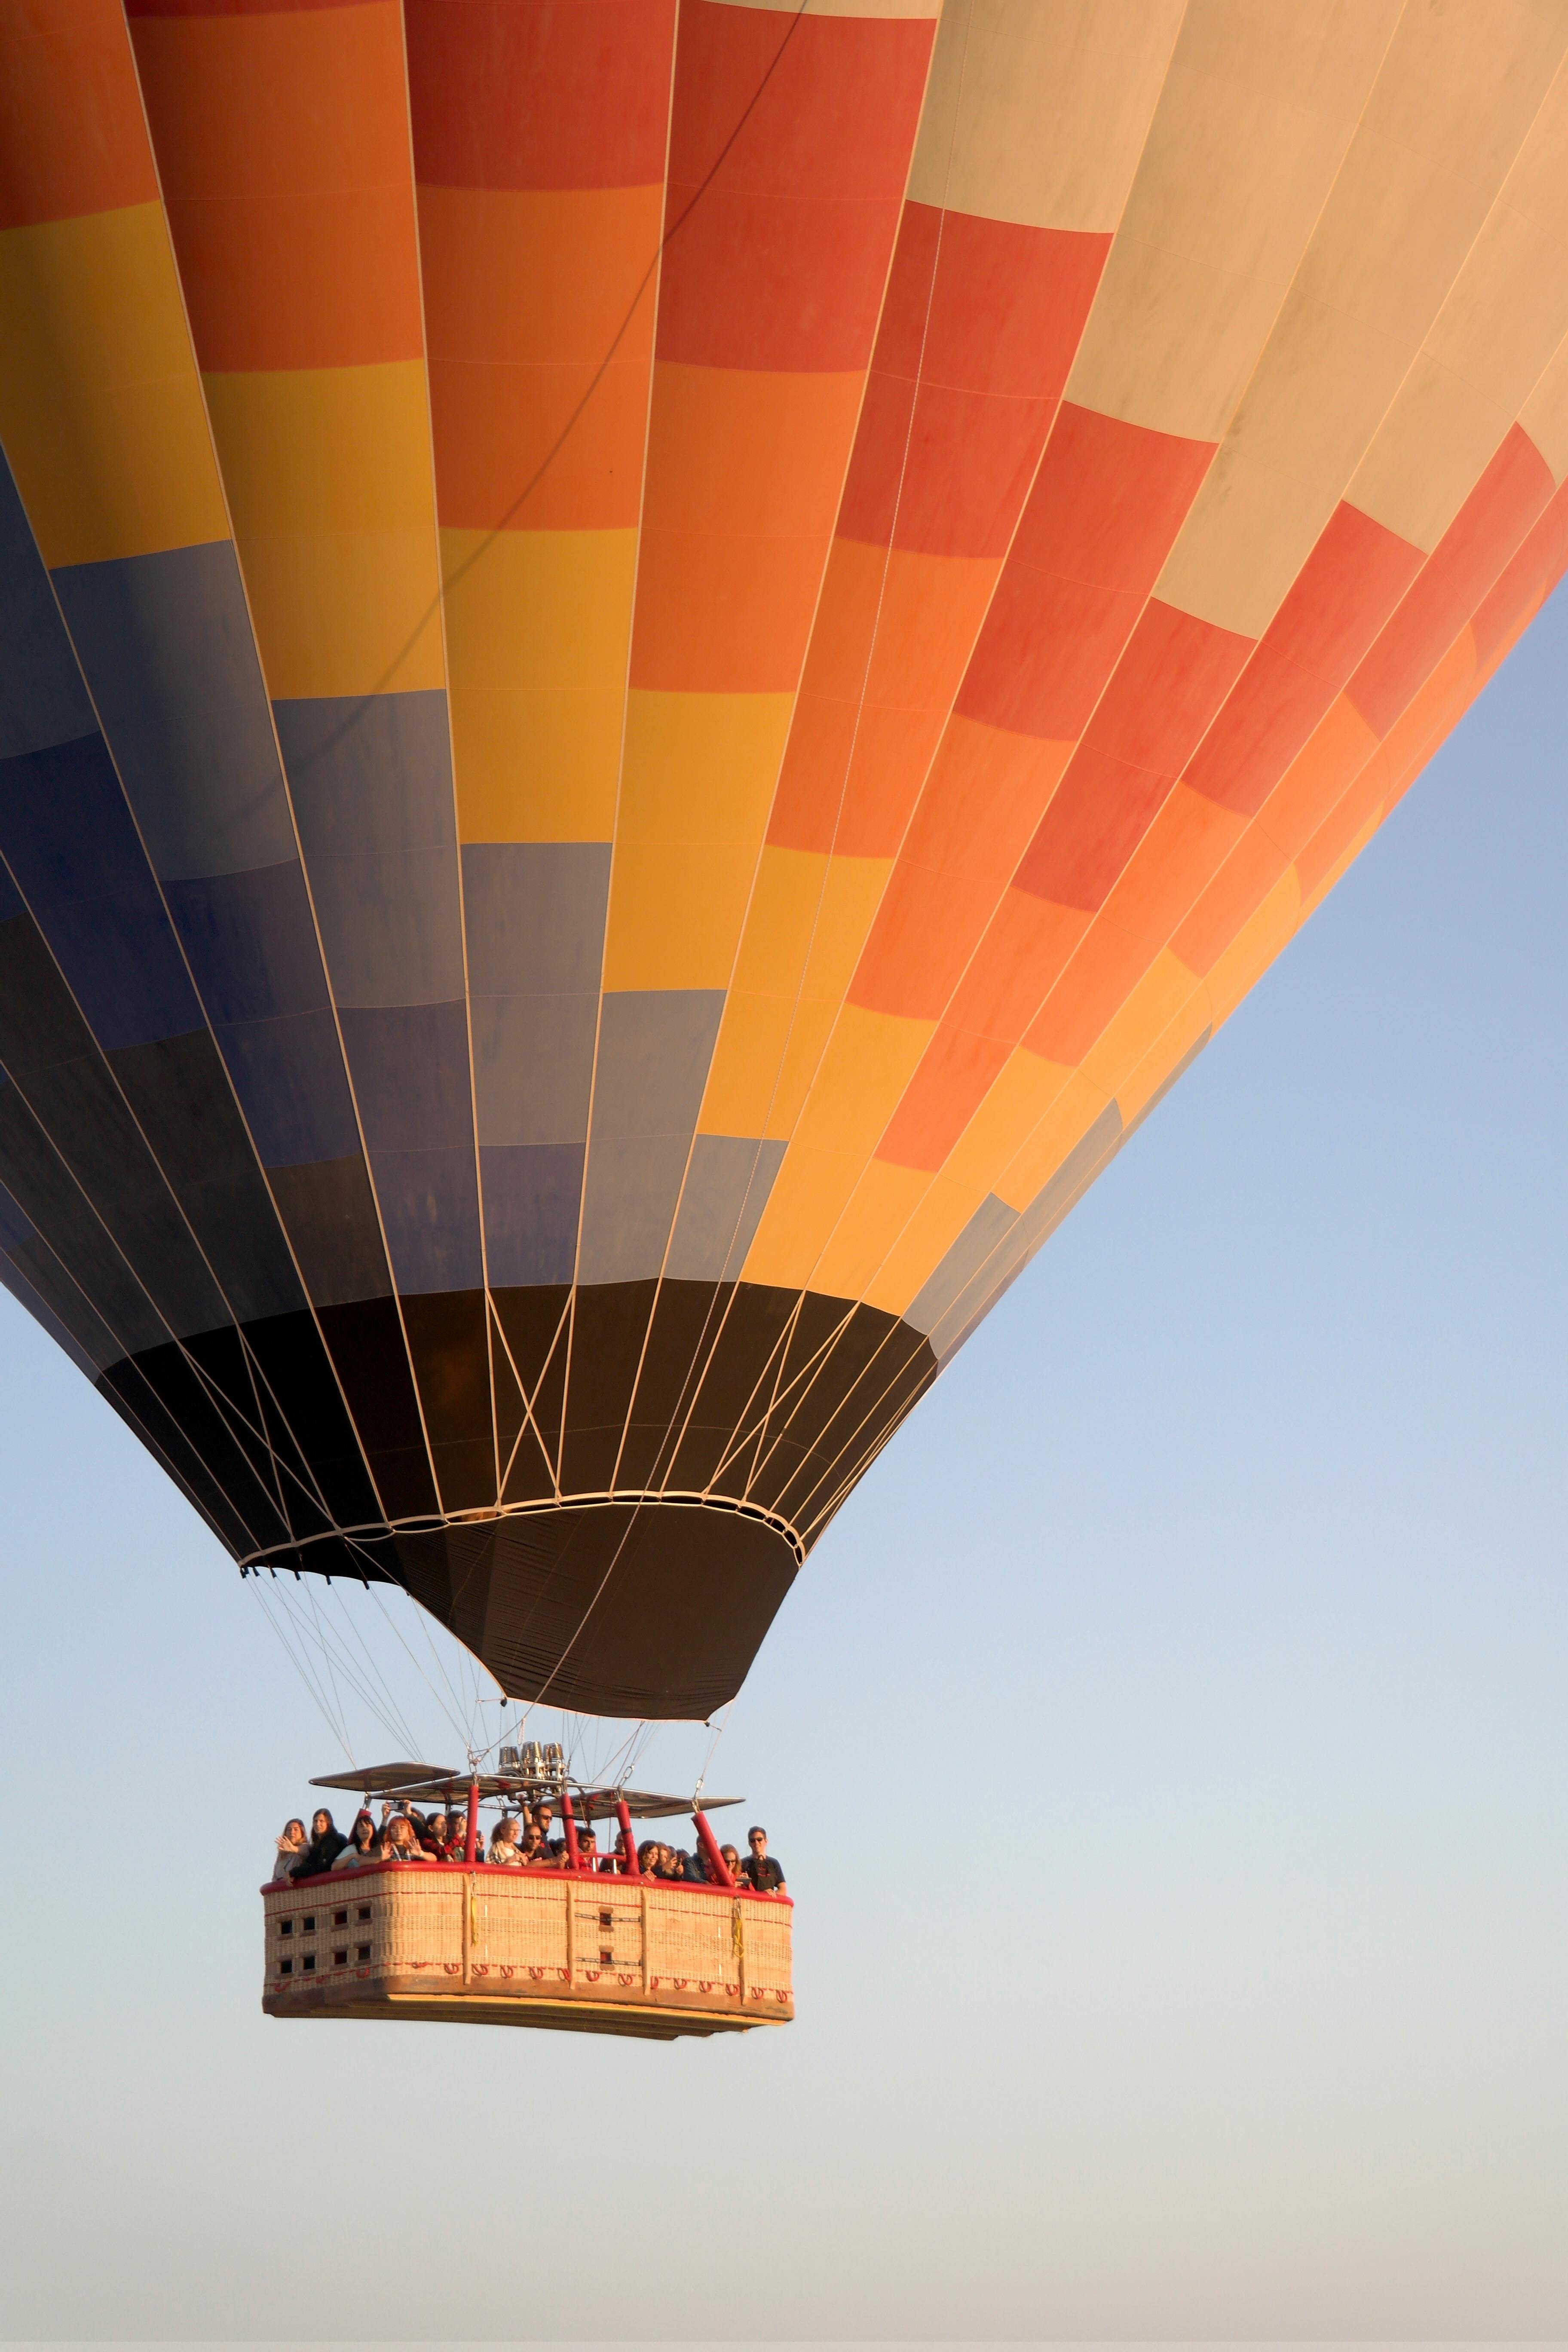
[617,1799,640,1877]
[694,1810,735,1889]
[463,1778,479,1866]
[561,1788,582,1869]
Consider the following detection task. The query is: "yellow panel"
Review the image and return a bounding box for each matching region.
[725,847,889,1001]
[862,1047,1072,1314]
[1159,0,1568,633]
[699,987,838,1141]
[1202,864,1302,1029]
[443,526,636,843]
[1295,811,1382,928]
[1078,948,1200,1100]
[1068,0,1404,444]
[600,690,793,991]
[743,1005,934,1286]
[450,685,625,843]
[995,1062,1112,1213]
[909,0,1184,233]
[1114,974,1210,1126]
[0,204,227,565]
[791,1003,934,1160]
[202,359,442,695]
[812,1158,932,1301]
[603,837,765,993]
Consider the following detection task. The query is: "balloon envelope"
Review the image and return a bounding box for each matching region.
[0,0,1565,1715]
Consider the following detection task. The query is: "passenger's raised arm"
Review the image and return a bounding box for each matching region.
[269,1818,306,1883]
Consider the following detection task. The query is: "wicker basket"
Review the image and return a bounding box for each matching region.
[261,1862,794,2039]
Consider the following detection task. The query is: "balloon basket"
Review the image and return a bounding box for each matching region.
[261,1863,793,2041]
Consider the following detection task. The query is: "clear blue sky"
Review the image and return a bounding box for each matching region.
[1,592,1566,2341]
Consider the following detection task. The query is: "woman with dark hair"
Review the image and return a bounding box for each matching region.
[336,1810,377,1868]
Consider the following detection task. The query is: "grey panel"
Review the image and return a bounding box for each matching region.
[294,843,464,1008]
[369,1145,485,1295]
[471,990,597,1145]
[905,1189,1020,1338]
[268,1155,393,1306]
[480,1142,584,1287]
[278,692,465,1009]
[576,990,724,1285]
[337,1000,475,1151]
[665,1134,785,1282]
[51,542,297,879]
[276,692,456,855]
[108,1030,304,1325]
[460,842,611,997]
[0,453,96,760]
[928,1100,1125,1361]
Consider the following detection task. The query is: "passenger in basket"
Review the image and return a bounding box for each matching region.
[489,1817,524,1865]
[418,1810,449,1857]
[270,1818,307,1882]
[531,1800,556,1850]
[741,1826,786,1896]
[576,1834,599,1874]
[336,1810,377,1868]
[294,1808,349,1879]
[637,1839,659,1876]
[518,1823,549,1868]
[383,1816,431,1864]
[720,1843,743,1883]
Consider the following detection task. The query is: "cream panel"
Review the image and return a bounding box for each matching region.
[1348,59,1568,546]
[907,0,1184,233]
[1519,329,1568,481]
[1161,0,1568,632]
[1067,0,1403,443]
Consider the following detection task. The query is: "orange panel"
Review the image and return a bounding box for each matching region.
[0,0,156,229]
[131,0,423,370]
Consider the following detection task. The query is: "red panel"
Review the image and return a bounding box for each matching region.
[941,889,1089,1044]
[1348,424,1553,736]
[837,206,1109,556]
[957,404,1215,739]
[1014,603,1253,910]
[876,1025,1012,1172]
[128,0,368,14]
[405,0,676,192]
[849,720,1075,1023]
[1186,500,1423,815]
[843,377,1053,560]
[848,857,1002,1021]
[0,0,158,229]
[656,2,932,373]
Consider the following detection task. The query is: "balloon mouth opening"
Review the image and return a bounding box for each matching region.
[244,1493,805,1721]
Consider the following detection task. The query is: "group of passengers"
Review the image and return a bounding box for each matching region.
[270,1804,786,1895]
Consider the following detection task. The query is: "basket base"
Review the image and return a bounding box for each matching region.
[263,1988,778,2040]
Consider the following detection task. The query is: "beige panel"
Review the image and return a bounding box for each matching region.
[1348,55,1568,544]
[1519,325,1568,481]
[1161,0,1568,632]
[1067,0,1405,444]
[906,0,1184,233]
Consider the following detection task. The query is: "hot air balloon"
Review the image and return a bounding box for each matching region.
[2,0,1566,1727]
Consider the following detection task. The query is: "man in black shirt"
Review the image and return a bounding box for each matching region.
[741,1824,786,1896]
